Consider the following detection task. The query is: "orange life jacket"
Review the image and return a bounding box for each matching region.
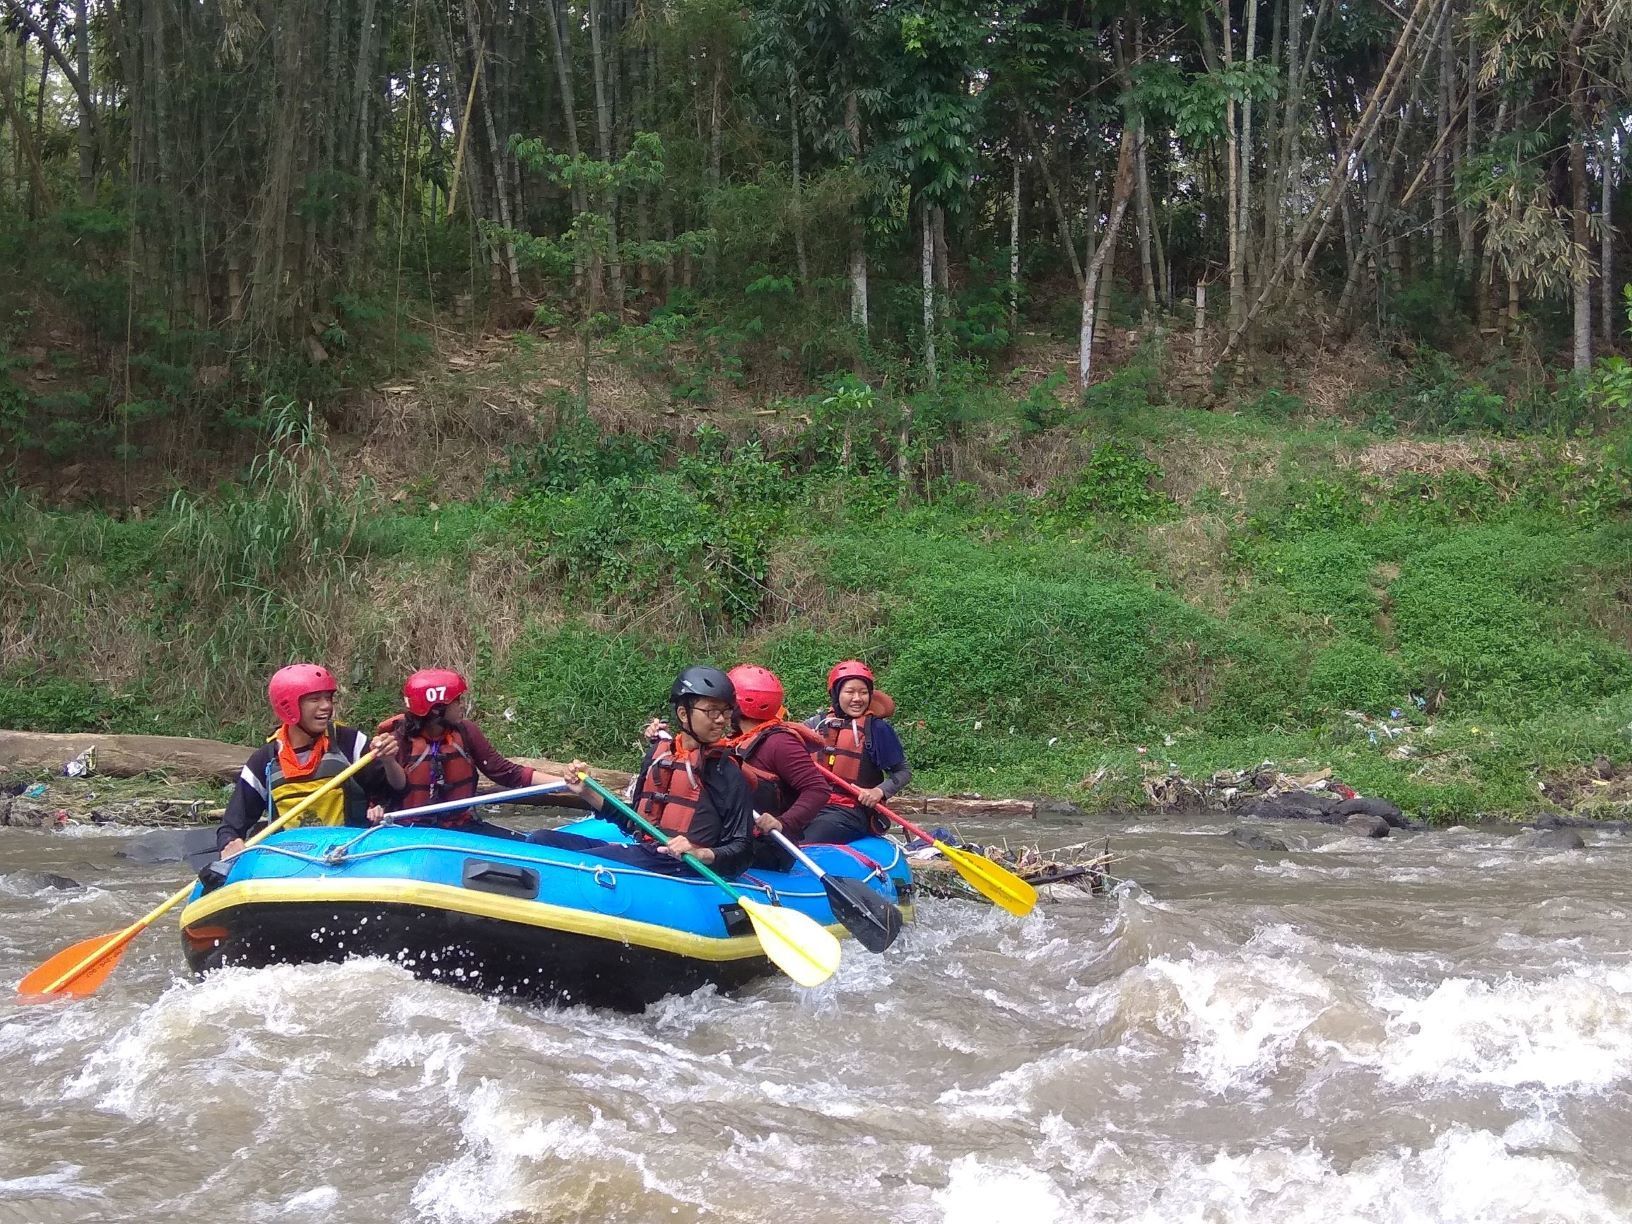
[817,712,884,799]
[632,739,708,839]
[380,714,478,814]
[726,721,810,818]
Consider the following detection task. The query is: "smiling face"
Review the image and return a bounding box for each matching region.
[680,698,734,746]
[297,690,335,738]
[836,679,872,718]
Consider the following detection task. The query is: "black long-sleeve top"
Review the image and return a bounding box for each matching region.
[617,744,755,879]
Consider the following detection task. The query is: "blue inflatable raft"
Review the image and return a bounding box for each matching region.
[178,818,912,1008]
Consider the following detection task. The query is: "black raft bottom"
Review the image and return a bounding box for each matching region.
[182,900,775,1012]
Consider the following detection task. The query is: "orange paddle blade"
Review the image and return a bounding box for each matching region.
[17,929,138,999]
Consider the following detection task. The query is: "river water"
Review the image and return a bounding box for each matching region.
[2,811,1630,1223]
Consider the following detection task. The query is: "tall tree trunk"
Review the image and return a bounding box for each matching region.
[466,0,521,301]
[0,45,50,210]
[350,0,380,268]
[1432,2,1450,271]
[790,70,808,289]
[932,204,950,316]
[845,90,868,337]
[31,34,46,218]
[1009,147,1022,332]
[1217,0,1437,363]
[1021,115,1085,292]
[705,53,723,282]
[1134,116,1157,315]
[1217,0,1244,333]
[1565,26,1591,371]
[1081,125,1136,390]
[1459,16,1477,273]
[1238,0,1258,323]
[73,0,92,201]
[588,0,623,312]
[921,200,936,384]
[1600,110,1616,346]
[545,0,589,294]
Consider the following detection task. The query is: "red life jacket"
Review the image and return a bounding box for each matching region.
[632,739,708,839]
[817,712,884,803]
[728,722,809,817]
[380,714,478,816]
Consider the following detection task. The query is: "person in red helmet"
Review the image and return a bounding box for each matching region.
[719,664,830,848]
[800,659,912,844]
[374,668,538,838]
[215,664,406,858]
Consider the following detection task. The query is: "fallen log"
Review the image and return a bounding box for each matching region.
[0,730,1056,820]
[0,730,629,794]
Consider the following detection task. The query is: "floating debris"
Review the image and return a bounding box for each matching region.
[909,834,1115,903]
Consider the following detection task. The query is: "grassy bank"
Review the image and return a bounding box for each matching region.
[4,349,1632,822]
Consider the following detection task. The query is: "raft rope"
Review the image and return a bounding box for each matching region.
[232,829,909,902]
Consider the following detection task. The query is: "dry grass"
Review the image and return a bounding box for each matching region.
[1301,337,1392,417]
[1155,433,1282,505]
[1141,514,1240,616]
[1341,435,1564,479]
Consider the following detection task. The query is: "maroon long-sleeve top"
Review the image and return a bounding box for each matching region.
[741,727,831,838]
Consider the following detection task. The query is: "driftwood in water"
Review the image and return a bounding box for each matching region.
[0,730,1060,820]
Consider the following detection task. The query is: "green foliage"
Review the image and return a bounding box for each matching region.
[506,426,794,626]
[504,626,692,762]
[1390,524,1632,715]
[1058,441,1177,523]
[0,674,137,733]
[1306,640,1407,716]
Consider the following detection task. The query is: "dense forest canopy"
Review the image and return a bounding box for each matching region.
[0,0,1626,441]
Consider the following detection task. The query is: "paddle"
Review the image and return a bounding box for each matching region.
[764,827,902,953]
[808,759,1038,917]
[384,779,570,824]
[577,775,841,988]
[17,751,378,1000]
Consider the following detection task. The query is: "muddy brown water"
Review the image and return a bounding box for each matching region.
[3,812,1631,1222]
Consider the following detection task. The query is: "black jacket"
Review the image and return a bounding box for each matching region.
[620,744,755,878]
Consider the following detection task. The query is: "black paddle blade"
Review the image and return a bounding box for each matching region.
[823,876,904,953]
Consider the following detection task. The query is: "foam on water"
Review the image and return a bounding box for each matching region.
[1077,1126,1626,1224]
[1375,972,1632,1091]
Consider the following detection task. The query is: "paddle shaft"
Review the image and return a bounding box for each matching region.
[809,759,927,841]
[386,779,569,823]
[37,751,377,995]
[579,775,745,900]
[767,827,830,879]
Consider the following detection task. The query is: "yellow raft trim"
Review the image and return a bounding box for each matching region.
[178,877,907,963]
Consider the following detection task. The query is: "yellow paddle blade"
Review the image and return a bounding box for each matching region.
[937,841,1039,917]
[739,896,841,988]
[17,929,138,1000]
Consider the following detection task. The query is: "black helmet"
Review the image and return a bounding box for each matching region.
[670,666,734,706]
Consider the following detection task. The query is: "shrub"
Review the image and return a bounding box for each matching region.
[1058,441,1177,523]
[1306,640,1407,716]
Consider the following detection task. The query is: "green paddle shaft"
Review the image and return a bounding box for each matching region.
[580,775,744,900]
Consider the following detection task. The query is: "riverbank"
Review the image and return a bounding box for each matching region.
[4,338,1631,822]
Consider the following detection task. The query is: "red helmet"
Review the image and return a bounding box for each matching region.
[728,664,785,722]
[827,659,875,702]
[268,663,338,726]
[404,668,468,717]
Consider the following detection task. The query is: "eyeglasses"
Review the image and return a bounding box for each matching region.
[690,705,733,721]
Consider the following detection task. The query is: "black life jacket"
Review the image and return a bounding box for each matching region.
[263,728,366,828]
